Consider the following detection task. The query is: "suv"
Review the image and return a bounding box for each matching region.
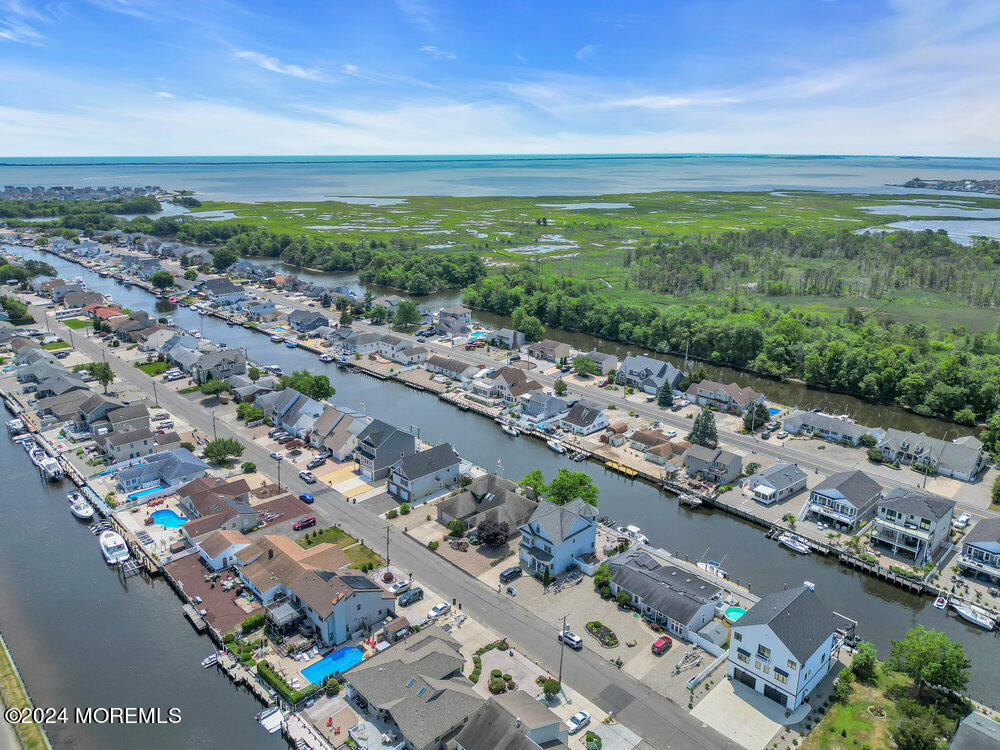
[389,579,411,596]
[397,587,424,607]
[651,636,673,655]
[298,470,317,484]
[293,515,316,531]
[558,631,583,650]
[427,601,451,619]
[499,567,522,584]
[306,456,327,470]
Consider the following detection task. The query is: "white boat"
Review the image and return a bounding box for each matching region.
[5,418,25,436]
[99,530,130,565]
[70,496,95,520]
[202,653,219,668]
[778,533,811,555]
[623,525,649,544]
[319,353,335,362]
[678,493,702,508]
[29,448,47,467]
[39,457,63,480]
[20,438,37,453]
[697,561,730,580]
[501,423,520,436]
[270,334,283,343]
[952,603,996,630]
[546,439,567,454]
[933,594,948,609]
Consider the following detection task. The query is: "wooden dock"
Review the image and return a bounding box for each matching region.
[182,604,208,632]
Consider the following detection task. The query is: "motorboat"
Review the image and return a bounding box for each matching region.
[21,438,37,453]
[285,340,296,348]
[678,493,702,508]
[202,653,219,668]
[624,525,649,545]
[933,594,948,609]
[952,602,996,630]
[571,452,587,462]
[30,448,47,467]
[546,439,567,454]
[501,423,520,436]
[70,496,95,520]
[319,353,335,362]
[270,334,283,343]
[778,533,811,555]
[5,418,25,436]
[697,561,729,580]
[99,530,130,565]
[40,457,63,481]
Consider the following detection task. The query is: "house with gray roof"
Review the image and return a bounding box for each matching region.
[101,428,157,462]
[616,353,684,395]
[683,445,742,485]
[805,470,882,532]
[108,403,150,433]
[457,690,569,750]
[958,517,1000,584]
[519,498,597,576]
[354,419,418,481]
[870,487,955,566]
[189,348,247,384]
[387,443,461,504]
[584,350,618,375]
[35,370,88,398]
[201,277,245,305]
[425,354,479,381]
[743,462,807,506]
[436,474,537,537]
[558,400,608,435]
[287,309,329,333]
[781,411,882,446]
[877,428,985,482]
[489,328,525,350]
[951,711,1000,750]
[115,448,209,494]
[520,392,569,422]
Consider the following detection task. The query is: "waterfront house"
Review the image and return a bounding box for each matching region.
[255,389,325,438]
[394,345,428,366]
[781,411,881,446]
[683,445,742,485]
[958,517,1000,584]
[287,309,329,333]
[439,305,472,326]
[870,487,955,566]
[605,548,721,640]
[77,394,124,431]
[34,371,89,398]
[520,392,569,422]
[387,443,461,503]
[138,328,177,353]
[482,366,544,406]
[228,373,277,403]
[177,476,260,541]
[526,338,571,363]
[61,290,105,309]
[615,354,684,395]
[201,277,245,306]
[189,349,247,385]
[372,294,402,310]
[559,401,609,435]
[805,470,882,532]
[101,427,156,463]
[375,333,409,360]
[51,283,85,303]
[351,332,384,354]
[457,690,569,750]
[115,448,208,494]
[354,419,418,481]
[743,463,808,506]
[416,303,437,324]
[345,627,483,750]
[728,585,842,711]
[876,429,985,482]
[308,405,369,459]
[644,442,688,474]
[519,498,598,577]
[108,404,150,433]
[34,391,93,428]
[238,299,276,319]
[436,474,537,537]
[490,328,525,350]
[425,354,478,381]
[584,350,618,376]
[628,428,675,452]
[685,379,766,414]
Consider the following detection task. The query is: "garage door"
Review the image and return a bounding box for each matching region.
[763,684,788,707]
[733,668,756,689]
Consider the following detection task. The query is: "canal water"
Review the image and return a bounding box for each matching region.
[8,244,1000,706]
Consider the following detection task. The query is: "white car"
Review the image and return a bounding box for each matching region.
[954,512,972,529]
[270,451,283,461]
[557,631,583,650]
[776,431,789,439]
[298,470,317,484]
[565,710,591,734]
[664,429,677,438]
[427,601,451,619]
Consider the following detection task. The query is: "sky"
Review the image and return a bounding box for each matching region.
[0,0,998,156]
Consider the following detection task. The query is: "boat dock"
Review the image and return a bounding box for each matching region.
[181,604,208,633]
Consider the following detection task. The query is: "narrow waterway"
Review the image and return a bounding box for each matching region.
[8,244,1000,706]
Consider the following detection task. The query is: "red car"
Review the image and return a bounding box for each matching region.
[651,636,673,655]
[293,515,316,531]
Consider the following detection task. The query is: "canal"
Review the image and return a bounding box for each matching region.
[9,244,1000,706]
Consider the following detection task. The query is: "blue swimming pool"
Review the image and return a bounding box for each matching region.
[768,407,781,418]
[301,646,364,684]
[150,508,188,528]
[127,485,165,500]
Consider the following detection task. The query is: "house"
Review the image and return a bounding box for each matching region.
[235,535,393,647]
[425,354,478,381]
[228,373,277,403]
[61,291,105,309]
[201,277,245,305]
[685,380,766,414]
[559,401,608,435]
[456,690,569,750]
[526,339,571,363]
[138,328,177,353]
[351,332,384,354]
[643,441,690,474]
[951,712,1000,750]
[50,283,85,303]
[876,429,985,482]
[957,518,1000,584]
[805,470,883,532]
[628,428,675,452]
[77,394,124,431]
[34,391,93,427]
[387,443,461,503]
[870,487,955,566]
[519,499,597,576]
[176,476,260,541]
[115,449,209,494]
[479,367,544,406]
[372,294,402,310]
[345,627,483,750]
[584,350,618,376]
[35,371,89,398]
[439,306,472,326]
[101,428,156,462]
[490,328,525,349]
[189,349,247,384]
[416,303,437,324]
[605,548,721,639]
[743,463,808,506]
[683,445,742,485]
[520,392,569,422]
[108,403,150,433]
[238,299,276,319]
[309,405,369,459]
[376,334,410,361]
[255,389,325,437]
[436,474,537,536]
[781,411,881,446]
[287,309,329,333]
[728,585,843,711]
[354,419,418,481]
[616,354,684,395]
[394,345,427,366]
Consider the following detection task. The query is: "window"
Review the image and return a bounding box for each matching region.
[733,632,742,642]
[821,653,827,663]
[762,666,769,674]
[755,661,762,669]
[737,650,750,664]
[775,669,788,685]
[356,604,362,611]
[787,660,797,670]
[757,645,771,660]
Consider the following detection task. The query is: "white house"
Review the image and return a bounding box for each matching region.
[519,499,597,576]
[743,462,808,506]
[869,487,955,566]
[386,443,461,504]
[558,401,609,435]
[197,529,251,571]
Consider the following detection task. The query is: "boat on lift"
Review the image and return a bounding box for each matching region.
[30,448,47,467]
[678,493,702,508]
[319,353,335,363]
[99,530,130,565]
[697,561,730,580]
[40,457,64,481]
[270,334,283,343]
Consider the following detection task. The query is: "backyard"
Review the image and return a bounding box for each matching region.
[62,317,92,329]
[295,526,384,570]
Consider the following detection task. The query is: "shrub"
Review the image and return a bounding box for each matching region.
[400,503,410,515]
[428,540,439,550]
[491,669,502,679]
[241,461,256,473]
[240,613,265,634]
[488,677,507,694]
[502,673,512,681]
[223,633,235,644]
[387,509,398,519]
[616,589,632,607]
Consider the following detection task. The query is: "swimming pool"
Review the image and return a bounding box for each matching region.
[150,508,188,528]
[724,606,747,623]
[126,485,165,500]
[300,646,364,684]
[270,326,287,332]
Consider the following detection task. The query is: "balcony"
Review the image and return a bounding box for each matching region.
[875,516,932,542]
[809,503,856,525]
[958,555,1000,579]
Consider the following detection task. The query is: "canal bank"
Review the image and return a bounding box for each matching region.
[9,243,1000,705]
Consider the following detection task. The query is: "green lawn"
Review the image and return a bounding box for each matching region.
[343,544,384,569]
[295,526,384,568]
[801,670,908,750]
[62,317,92,329]
[135,361,169,376]
[41,340,69,350]
[177,385,199,394]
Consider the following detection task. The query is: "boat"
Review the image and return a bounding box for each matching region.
[285,340,296,348]
[678,493,702,508]
[202,653,219,668]
[40,457,63,480]
[778,533,811,555]
[270,334,283,343]
[571,452,587,462]
[319,353,335,362]
[5,418,25,436]
[622,525,649,545]
[29,448,47,467]
[933,594,948,609]
[501,423,520,436]
[99,530,130,564]
[697,561,730,580]
[70,496,95,520]
[952,602,996,630]
[21,438,37,453]
[546,439,567,454]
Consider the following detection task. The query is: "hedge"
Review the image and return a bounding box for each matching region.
[257,660,310,704]
[240,613,265,634]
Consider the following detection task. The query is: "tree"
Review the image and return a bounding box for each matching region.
[867,447,884,463]
[236,403,264,421]
[678,364,711,392]
[282,370,334,400]
[992,475,1000,506]
[953,407,976,426]
[572,355,598,376]
[831,667,854,703]
[546,468,600,506]
[247,366,262,381]
[981,409,1000,460]
[886,625,970,696]
[553,378,568,396]
[850,641,879,683]
[183,268,198,281]
[394,299,420,327]
[511,306,545,343]
[241,461,256,473]
[149,270,174,290]
[541,567,551,586]
[476,519,510,547]
[0,296,32,325]
[858,433,877,447]
[742,402,769,433]
[203,437,244,465]
[212,247,237,272]
[744,462,760,476]
[368,306,388,325]
[320,292,332,308]
[519,469,547,498]
[339,309,353,326]
[687,407,718,448]
[199,378,230,395]
[0,264,27,283]
[656,384,672,408]
[894,709,941,750]
[542,678,560,700]
[593,563,611,588]
[87,361,114,393]
[616,589,632,607]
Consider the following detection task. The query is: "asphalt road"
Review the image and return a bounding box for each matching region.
[44,309,741,750]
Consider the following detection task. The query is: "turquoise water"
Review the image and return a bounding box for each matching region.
[271,326,286,332]
[127,485,165,500]
[300,646,364,684]
[724,606,747,622]
[150,509,188,528]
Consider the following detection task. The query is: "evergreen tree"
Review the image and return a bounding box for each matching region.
[687,407,718,447]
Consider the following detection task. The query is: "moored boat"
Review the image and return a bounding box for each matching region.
[778,533,811,555]
[697,561,729,579]
[270,334,283,343]
[99,530,130,565]
[678,493,702,508]
[30,448,47,467]
[202,653,219,668]
[952,602,995,630]
[501,423,519,436]
[546,439,567,454]
[70,496,95,520]
[319,353,335,362]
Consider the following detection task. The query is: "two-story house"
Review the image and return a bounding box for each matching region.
[519,499,597,576]
[457,690,569,750]
[287,309,329,333]
[615,354,684,395]
[201,277,246,306]
[559,401,609,435]
[685,379,766,414]
[870,487,955,566]
[189,349,247,385]
[876,429,985,482]
[101,428,157,463]
[489,328,525,350]
[526,339,571,363]
[683,445,743,485]
[354,419,418,481]
[958,518,1000,584]
[805,470,882,532]
[781,411,881,446]
[387,443,461,504]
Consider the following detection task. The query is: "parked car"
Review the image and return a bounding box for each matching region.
[954,512,972,529]
[293,515,316,531]
[306,456,327,470]
[298,493,314,504]
[270,451,283,460]
[670,403,682,412]
[156,420,174,429]
[761,431,771,439]
[665,429,677,438]
[651,636,673,655]
[416,336,426,342]
[558,631,583,650]
[153,413,169,420]
[505,585,517,596]
[267,428,282,438]
[276,434,292,444]
[389,579,411,596]
[397,587,424,607]
[427,601,451,619]
[499,566,523,584]
[560,365,572,373]
[776,430,788,439]
[298,470,317,484]
[565,711,591,734]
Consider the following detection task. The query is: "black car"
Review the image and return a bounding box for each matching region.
[397,587,424,607]
[306,456,327,470]
[499,566,523,584]
[267,428,282,438]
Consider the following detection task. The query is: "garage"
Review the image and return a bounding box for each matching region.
[763,684,789,707]
[733,668,756,689]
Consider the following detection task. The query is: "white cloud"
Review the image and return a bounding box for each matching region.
[154,90,174,98]
[418,45,456,60]
[233,49,323,80]
[606,95,743,109]
[0,1,45,44]
[394,0,436,32]
[573,44,599,66]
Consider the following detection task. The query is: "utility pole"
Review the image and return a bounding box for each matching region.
[276,457,281,489]
[152,378,158,407]
[558,614,567,686]
[385,525,390,568]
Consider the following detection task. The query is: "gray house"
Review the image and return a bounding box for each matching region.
[387,443,461,503]
[490,328,525,349]
[520,392,569,422]
[585,350,618,375]
[870,487,955,566]
[354,419,418,481]
[782,411,881,446]
[876,429,985,482]
[559,401,609,435]
[958,517,1000,584]
[616,354,683,394]
[806,470,883,531]
[683,445,742,484]
[744,462,807,506]
[435,474,537,537]
[287,309,329,333]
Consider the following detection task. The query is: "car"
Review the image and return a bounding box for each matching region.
[499,567,523,584]
[558,631,583,650]
[505,585,517,596]
[306,456,327,470]
[954,512,972,529]
[597,379,609,387]
[298,493,314,504]
[509,354,520,361]
[267,428,282,438]
[416,336,426,342]
[760,431,771,439]
[389,580,411,596]
[298,470,317,484]
[565,711,591,734]
[270,451,283,460]
[561,365,572,373]
[767,421,781,431]
[397,587,424,607]
[651,636,673,655]
[776,430,789,439]
[153,413,169,420]
[156,420,174,429]
[276,434,292,444]
[54,351,70,359]
[665,429,677,438]
[670,403,682,412]
[293,515,316,531]
[427,601,451,619]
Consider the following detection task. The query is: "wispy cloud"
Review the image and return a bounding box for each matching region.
[233,49,324,80]
[606,94,743,109]
[573,43,599,66]
[394,0,435,32]
[0,1,45,44]
[153,90,174,98]
[418,45,455,60]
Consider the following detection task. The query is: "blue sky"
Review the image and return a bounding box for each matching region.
[1,0,998,156]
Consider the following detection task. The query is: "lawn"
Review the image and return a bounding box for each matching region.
[295,526,384,569]
[135,361,169,376]
[41,340,69,350]
[177,385,199,394]
[0,637,48,750]
[343,543,384,569]
[801,670,908,750]
[62,317,92,329]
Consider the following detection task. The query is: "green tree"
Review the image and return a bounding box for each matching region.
[148,270,174,290]
[886,625,970,696]
[656,383,672,408]
[212,247,237,271]
[339,309,353,326]
[236,403,264,421]
[241,461,256,473]
[183,268,198,281]
[868,447,884,463]
[542,678,560,700]
[616,589,632,607]
[87,361,114,393]
[572,355,598,376]
[831,667,854,703]
[320,292,332,308]
[511,306,545,343]
[203,437,244,465]
[368,306,388,325]
[992,475,1000,506]
[953,407,976,425]
[0,264,27,283]
[687,407,718,448]
[199,378,231,395]
[519,469,547,498]
[981,409,1000,459]
[247,366,262,381]
[593,563,611,588]
[850,641,879,683]
[553,378,568,396]
[394,299,421,327]
[546,468,600,506]
[893,710,941,750]
[742,402,769,433]
[281,370,335,400]
[0,296,32,324]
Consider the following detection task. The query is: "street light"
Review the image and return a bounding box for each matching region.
[557,613,567,687]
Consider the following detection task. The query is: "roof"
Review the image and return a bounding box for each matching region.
[687,379,763,406]
[684,444,739,466]
[457,691,568,750]
[783,411,871,439]
[951,712,1000,750]
[811,470,882,509]
[357,419,413,451]
[288,309,327,324]
[393,443,460,480]
[963,517,1000,555]
[735,587,839,662]
[523,498,597,545]
[202,278,242,296]
[630,428,673,448]
[609,549,720,626]
[105,428,153,447]
[528,338,567,352]
[617,354,683,388]
[750,462,807,493]
[436,474,537,528]
[879,428,983,474]
[108,404,149,424]
[426,354,473,376]
[561,401,604,428]
[880,487,955,520]
[199,529,249,559]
